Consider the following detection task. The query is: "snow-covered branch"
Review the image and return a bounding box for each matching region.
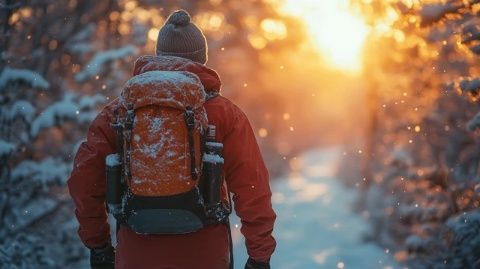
[420,2,464,27]
[11,158,70,186]
[467,111,480,131]
[0,67,50,90]
[5,100,35,123]
[0,140,15,158]
[75,45,138,82]
[30,96,78,137]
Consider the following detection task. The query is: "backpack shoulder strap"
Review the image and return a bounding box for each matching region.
[111,103,135,182]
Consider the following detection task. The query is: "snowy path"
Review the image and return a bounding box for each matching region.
[231,149,399,269]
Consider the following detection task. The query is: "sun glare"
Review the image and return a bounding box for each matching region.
[278,0,369,72]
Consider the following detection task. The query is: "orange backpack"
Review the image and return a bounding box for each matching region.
[110,70,213,234]
[120,70,207,196]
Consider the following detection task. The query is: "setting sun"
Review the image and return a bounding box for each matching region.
[277,0,369,71]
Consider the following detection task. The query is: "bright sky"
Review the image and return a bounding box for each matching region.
[278,0,369,72]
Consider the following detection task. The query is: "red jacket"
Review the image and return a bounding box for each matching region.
[67,56,276,269]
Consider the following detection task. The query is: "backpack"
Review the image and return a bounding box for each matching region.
[106,70,229,235]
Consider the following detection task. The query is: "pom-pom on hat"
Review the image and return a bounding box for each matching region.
[156,10,208,64]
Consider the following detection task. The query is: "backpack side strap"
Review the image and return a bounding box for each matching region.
[184,106,198,181]
[123,103,135,181]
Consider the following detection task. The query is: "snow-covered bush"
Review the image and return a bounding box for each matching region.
[0,233,54,269]
[0,1,130,268]
[0,85,106,268]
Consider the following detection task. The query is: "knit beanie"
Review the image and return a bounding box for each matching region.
[156,10,208,64]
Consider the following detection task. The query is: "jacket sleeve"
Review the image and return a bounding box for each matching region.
[222,108,277,262]
[67,107,117,249]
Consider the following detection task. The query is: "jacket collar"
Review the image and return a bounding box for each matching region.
[132,55,221,94]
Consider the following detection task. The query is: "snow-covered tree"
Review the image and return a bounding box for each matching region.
[0,1,135,267]
[343,0,480,268]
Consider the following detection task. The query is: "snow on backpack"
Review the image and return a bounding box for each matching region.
[105,70,229,235]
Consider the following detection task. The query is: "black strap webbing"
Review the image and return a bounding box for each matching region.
[124,104,135,181]
[111,108,127,230]
[185,107,198,180]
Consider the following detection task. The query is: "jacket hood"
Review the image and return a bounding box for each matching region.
[132,55,221,93]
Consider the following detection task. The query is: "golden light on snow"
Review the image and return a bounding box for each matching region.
[277,0,369,71]
[118,23,131,35]
[125,1,138,11]
[261,19,288,41]
[194,12,224,32]
[248,34,268,50]
[258,128,269,138]
[148,28,158,42]
[9,7,33,24]
[109,11,120,21]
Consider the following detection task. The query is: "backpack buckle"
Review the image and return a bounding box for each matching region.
[185,106,195,128]
[111,109,124,131]
[125,103,135,130]
[206,202,230,224]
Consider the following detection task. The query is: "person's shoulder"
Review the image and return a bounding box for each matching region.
[206,95,246,118]
[91,98,121,128]
[204,95,251,137]
[99,98,121,117]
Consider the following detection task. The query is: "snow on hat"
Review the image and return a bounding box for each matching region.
[155,10,208,64]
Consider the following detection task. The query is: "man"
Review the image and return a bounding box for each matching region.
[68,9,276,269]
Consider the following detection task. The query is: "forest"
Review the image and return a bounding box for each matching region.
[0,0,479,268]
[341,0,480,268]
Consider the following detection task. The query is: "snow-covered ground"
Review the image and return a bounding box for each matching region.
[231,148,399,269]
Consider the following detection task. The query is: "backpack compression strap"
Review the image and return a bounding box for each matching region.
[123,103,135,181]
[184,106,198,181]
[111,108,126,228]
